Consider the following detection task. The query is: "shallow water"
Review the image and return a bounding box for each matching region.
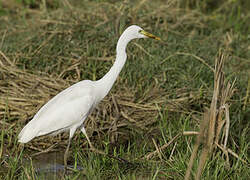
[26,151,83,179]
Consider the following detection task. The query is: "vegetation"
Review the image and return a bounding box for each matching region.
[0,0,249,179]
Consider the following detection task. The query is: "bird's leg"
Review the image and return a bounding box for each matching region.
[80,126,132,164]
[84,132,94,149]
[81,127,105,155]
[64,137,72,173]
[81,127,94,149]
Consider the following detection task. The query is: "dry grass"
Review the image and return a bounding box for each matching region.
[0,46,191,150]
[0,52,69,121]
[184,49,237,180]
[0,0,206,149]
[0,0,249,179]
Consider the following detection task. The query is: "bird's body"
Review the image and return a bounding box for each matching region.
[18,80,97,143]
[18,25,160,168]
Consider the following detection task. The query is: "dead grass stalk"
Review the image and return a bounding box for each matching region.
[185,49,236,180]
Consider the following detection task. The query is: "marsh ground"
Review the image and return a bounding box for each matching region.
[0,0,249,179]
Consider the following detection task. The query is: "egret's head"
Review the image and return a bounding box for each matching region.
[124,25,161,40]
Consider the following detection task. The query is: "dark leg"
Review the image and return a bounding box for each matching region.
[64,137,72,173]
[81,126,106,155]
[80,126,132,165]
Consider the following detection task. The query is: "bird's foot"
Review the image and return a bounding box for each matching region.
[89,145,106,155]
[62,166,68,176]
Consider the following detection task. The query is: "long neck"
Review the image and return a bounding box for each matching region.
[95,33,130,100]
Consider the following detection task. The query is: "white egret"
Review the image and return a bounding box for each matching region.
[18,25,160,168]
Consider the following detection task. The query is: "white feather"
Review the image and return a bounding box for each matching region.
[18,80,96,143]
[18,25,159,146]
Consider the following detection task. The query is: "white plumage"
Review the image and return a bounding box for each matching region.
[18,25,160,167]
[18,80,96,143]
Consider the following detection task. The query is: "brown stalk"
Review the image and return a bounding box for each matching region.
[185,49,236,180]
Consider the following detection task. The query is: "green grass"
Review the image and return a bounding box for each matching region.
[0,0,249,179]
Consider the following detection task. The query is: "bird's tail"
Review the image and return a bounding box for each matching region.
[18,122,38,143]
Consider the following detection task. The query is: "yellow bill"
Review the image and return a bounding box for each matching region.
[139,30,161,40]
